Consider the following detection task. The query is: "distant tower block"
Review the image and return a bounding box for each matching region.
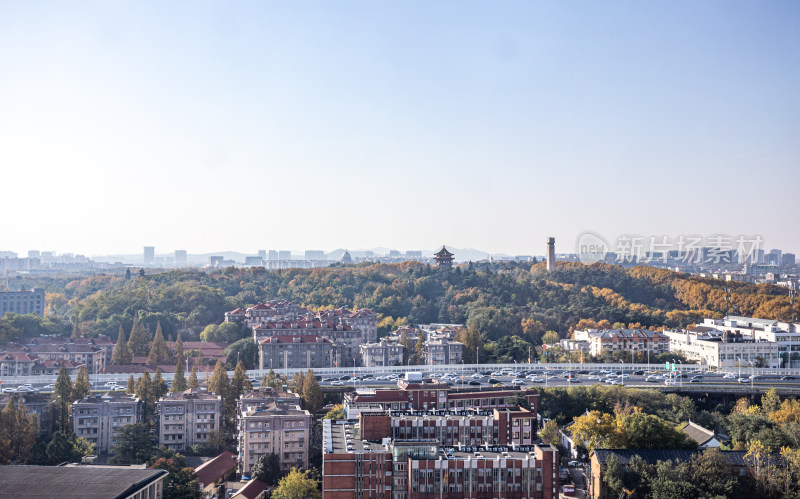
[546,237,555,271]
[434,246,455,269]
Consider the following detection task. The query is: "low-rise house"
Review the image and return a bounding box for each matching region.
[680,421,725,448]
[195,451,238,497]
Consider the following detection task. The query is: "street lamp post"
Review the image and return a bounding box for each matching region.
[747,360,754,390]
[677,360,683,387]
[619,360,624,386]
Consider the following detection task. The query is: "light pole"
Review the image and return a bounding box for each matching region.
[747,360,754,390]
[619,361,624,386]
[677,360,682,387]
[737,357,742,379]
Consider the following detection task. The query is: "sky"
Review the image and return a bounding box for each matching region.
[1,1,798,257]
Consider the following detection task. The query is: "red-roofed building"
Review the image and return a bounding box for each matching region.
[253,320,361,367]
[232,478,269,499]
[195,451,237,497]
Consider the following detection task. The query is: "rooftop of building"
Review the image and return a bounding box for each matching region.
[680,421,722,446]
[239,387,300,401]
[194,451,237,487]
[0,465,168,498]
[231,478,269,499]
[325,420,389,454]
[158,389,221,402]
[258,335,333,344]
[253,320,353,331]
[74,391,140,404]
[590,329,668,339]
[242,401,309,417]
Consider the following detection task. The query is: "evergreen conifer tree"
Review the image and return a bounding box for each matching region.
[147,321,170,366]
[172,360,188,392]
[72,365,91,400]
[188,367,200,390]
[112,325,133,365]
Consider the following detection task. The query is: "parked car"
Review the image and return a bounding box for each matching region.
[468,380,481,386]
[331,381,343,386]
[487,378,499,384]
[512,379,525,385]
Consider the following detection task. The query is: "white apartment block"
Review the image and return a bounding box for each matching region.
[157,389,222,451]
[665,316,800,368]
[360,338,404,367]
[72,392,141,454]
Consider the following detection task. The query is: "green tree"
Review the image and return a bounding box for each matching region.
[147,321,171,366]
[126,375,135,394]
[604,453,624,498]
[290,371,305,395]
[251,452,283,485]
[260,374,268,387]
[72,365,91,401]
[324,404,344,420]
[231,361,253,399]
[127,313,151,357]
[223,337,258,369]
[150,457,203,499]
[271,467,320,499]
[110,423,158,464]
[44,431,94,465]
[174,332,184,361]
[762,388,781,414]
[620,412,697,450]
[266,368,282,390]
[188,367,200,390]
[172,360,188,392]
[52,364,74,432]
[111,325,133,365]
[539,419,560,447]
[152,368,169,399]
[542,330,560,345]
[200,322,248,343]
[302,370,323,413]
[413,330,426,364]
[135,372,156,424]
[208,359,231,400]
[0,397,39,464]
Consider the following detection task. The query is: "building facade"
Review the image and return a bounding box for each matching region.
[586,329,669,358]
[424,339,464,365]
[72,392,141,454]
[238,401,313,474]
[157,389,222,451]
[258,335,334,370]
[360,338,405,367]
[0,288,45,316]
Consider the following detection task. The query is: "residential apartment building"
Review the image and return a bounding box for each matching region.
[0,338,110,374]
[360,338,404,367]
[253,320,361,367]
[312,308,379,344]
[345,380,539,416]
[424,339,464,365]
[238,401,313,474]
[258,335,334,370]
[322,418,558,499]
[0,288,45,316]
[585,329,669,357]
[237,387,303,413]
[157,389,222,451]
[72,392,141,454]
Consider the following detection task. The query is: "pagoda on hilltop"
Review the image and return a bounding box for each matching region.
[434,246,454,268]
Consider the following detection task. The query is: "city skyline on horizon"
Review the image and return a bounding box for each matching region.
[2,2,798,258]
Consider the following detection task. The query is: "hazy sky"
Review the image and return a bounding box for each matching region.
[1,1,798,257]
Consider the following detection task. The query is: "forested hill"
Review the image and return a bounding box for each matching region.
[14,261,793,345]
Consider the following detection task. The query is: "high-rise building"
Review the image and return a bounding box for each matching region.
[27,250,40,259]
[258,250,266,260]
[278,250,291,260]
[783,253,796,267]
[268,250,279,261]
[143,246,155,265]
[305,250,326,261]
[237,396,312,473]
[546,237,555,271]
[174,250,187,265]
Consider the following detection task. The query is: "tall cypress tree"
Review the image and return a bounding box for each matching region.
[71,316,81,339]
[232,361,252,399]
[188,367,200,390]
[152,368,169,399]
[0,398,39,464]
[171,360,188,392]
[174,332,184,362]
[147,322,170,366]
[127,313,151,357]
[302,369,323,413]
[125,375,135,394]
[112,325,133,365]
[208,360,230,399]
[134,372,155,424]
[72,365,91,400]
[52,365,74,433]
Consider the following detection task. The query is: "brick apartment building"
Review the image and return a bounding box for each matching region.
[157,389,222,451]
[323,418,558,499]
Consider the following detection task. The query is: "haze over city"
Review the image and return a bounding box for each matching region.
[2,1,799,256]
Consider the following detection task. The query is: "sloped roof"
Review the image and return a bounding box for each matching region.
[232,478,269,499]
[680,421,717,446]
[0,465,168,498]
[435,246,454,257]
[195,451,236,487]
[592,449,752,467]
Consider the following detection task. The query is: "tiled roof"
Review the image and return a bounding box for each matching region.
[592,449,752,467]
[680,421,717,446]
[0,465,168,498]
[195,451,237,487]
[232,478,268,499]
[259,335,332,344]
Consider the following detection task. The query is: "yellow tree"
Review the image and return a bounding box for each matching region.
[569,411,625,451]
